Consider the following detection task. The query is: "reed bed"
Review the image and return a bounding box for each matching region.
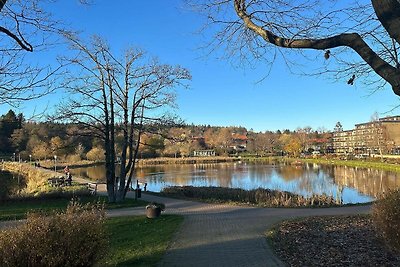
[161,186,340,207]
[138,156,239,165]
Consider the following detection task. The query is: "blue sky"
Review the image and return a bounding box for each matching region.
[4,0,400,132]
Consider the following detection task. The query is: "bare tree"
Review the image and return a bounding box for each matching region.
[250,131,277,155]
[0,0,93,107]
[56,35,190,202]
[369,112,388,159]
[190,0,400,96]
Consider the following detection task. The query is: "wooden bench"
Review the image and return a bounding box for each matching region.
[87,182,98,195]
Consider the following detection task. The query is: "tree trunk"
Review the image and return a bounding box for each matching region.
[372,0,400,46]
[0,0,7,12]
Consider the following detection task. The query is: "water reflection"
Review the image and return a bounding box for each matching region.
[70,162,400,204]
[331,165,400,198]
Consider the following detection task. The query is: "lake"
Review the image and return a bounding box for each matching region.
[70,162,400,204]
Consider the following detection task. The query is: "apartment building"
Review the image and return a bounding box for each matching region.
[332,116,400,155]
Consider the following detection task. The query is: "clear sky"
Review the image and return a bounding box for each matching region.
[4,0,400,132]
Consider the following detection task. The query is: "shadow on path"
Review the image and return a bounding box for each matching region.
[0,189,372,267]
[130,193,371,267]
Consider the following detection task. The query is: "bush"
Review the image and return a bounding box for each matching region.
[0,201,107,267]
[86,147,106,161]
[66,154,82,163]
[372,189,400,252]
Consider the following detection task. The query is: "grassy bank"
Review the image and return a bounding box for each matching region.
[0,196,148,221]
[2,162,59,194]
[293,158,400,173]
[239,156,400,173]
[100,215,183,267]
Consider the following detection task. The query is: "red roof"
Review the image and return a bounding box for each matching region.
[232,134,248,141]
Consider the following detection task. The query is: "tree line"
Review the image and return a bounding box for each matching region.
[0,109,332,161]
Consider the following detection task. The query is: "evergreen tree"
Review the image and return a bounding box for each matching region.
[0,110,23,154]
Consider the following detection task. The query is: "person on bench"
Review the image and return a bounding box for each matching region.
[65,172,72,186]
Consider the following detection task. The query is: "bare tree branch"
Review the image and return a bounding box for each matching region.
[190,0,400,96]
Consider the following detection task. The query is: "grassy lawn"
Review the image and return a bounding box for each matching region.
[100,215,183,267]
[297,158,400,172]
[0,196,148,221]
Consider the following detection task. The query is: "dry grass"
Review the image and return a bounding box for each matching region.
[161,186,339,207]
[138,156,238,165]
[0,201,107,267]
[2,162,55,194]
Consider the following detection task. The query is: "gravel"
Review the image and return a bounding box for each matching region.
[269,215,400,267]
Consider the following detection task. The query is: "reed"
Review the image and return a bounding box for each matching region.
[138,156,239,165]
[161,186,339,207]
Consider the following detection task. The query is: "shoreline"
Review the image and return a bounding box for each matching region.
[16,155,400,171]
[137,156,240,165]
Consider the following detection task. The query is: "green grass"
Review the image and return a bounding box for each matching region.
[0,196,148,221]
[99,215,183,267]
[295,158,400,173]
[241,156,400,173]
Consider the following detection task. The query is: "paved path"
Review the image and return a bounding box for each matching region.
[106,192,371,267]
[0,183,371,267]
[0,166,373,266]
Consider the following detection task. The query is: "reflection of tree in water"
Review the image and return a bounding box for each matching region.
[333,166,400,197]
[274,164,337,197]
[275,166,307,181]
[71,165,119,182]
[244,164,274,186]
[213,163,234,188]
[72,162,396,201]
[133,163,237,188]
[0,171,26,200]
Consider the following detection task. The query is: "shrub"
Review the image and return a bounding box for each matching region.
[0,201,107,267]
[372,189,400,252]
[66,154,82,163]
[86,147,106,161]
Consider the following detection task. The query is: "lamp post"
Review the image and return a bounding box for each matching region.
[13,152,15,162]
[29,154,32,165]
[54,155,57,174]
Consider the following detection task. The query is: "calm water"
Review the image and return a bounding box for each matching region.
[70,162,400,204]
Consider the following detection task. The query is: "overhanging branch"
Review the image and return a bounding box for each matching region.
[0,25,33,51]
[234,0,400,96]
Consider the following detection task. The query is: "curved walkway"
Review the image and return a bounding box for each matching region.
[107,192,371,267]
[0,185,371,267]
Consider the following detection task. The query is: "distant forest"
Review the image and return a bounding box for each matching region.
[0,110,332,161]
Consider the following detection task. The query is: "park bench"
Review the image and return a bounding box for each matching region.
[87,182,98,195]
[47,177,65,187]
[47,175,72,187]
